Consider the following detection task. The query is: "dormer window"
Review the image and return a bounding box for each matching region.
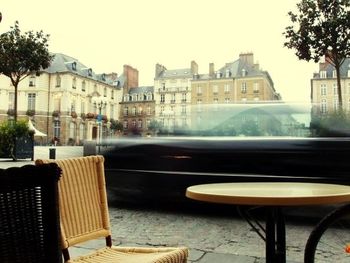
[101,73,106,81]
[216,71,221,78]
[242,69,247,77]
[88,68,92,77]
[320,71,327,78]
[225,69,231,78]
[72,62,77,71]
[123,95,129,102]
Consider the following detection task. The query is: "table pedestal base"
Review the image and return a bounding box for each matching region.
[239,206,286,263]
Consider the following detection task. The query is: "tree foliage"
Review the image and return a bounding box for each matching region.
[0,21,53,121]
[284,0,350,108]
[0,120,33,159]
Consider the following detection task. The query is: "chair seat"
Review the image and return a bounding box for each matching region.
[68,246,188,263]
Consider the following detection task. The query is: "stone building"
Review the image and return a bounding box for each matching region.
[190,53,281,130]
[154,61,198,132]
[0,53,122,145]
[311,58,350,114]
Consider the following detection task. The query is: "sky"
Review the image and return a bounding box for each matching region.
[1,0,318,102]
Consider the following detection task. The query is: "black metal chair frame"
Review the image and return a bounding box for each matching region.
[0,164,62,263]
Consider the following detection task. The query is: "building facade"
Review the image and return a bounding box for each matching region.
[0,53,122,145]
[311,58,350,114]
[120,86,155,136]
[154,61,198,132]
[190,53,280,130]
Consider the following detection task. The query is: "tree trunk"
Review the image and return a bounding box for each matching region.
[14,84,18,122]
[335,64,343,110]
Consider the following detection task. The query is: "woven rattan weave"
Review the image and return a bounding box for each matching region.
[36,156,188,263]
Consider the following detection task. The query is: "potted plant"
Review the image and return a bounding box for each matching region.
[52,110,60,118]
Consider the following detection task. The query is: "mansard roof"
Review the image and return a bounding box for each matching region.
[44,53,117,86]
[128,86,154,94]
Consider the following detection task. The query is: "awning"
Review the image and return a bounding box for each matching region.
[28,119,47,137]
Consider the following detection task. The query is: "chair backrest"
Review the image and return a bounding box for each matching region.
[0,163,61,263]
[35,156,111,250]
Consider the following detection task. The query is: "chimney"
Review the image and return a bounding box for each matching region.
[239,52,254,65]
[191,60,198,74]
[123,65,139,89]
[209,63,215,77]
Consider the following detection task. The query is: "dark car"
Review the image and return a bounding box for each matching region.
[100,137,350,204]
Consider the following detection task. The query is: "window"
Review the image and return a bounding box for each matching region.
[197,86,202,95]
[110,104,114,119]
[146,119,151,129]
[111,90,114,99]
[333,97,338,111]
[29,75,36,87]
[56,74,61,87]
[82,81,86,92]
[182,93,186,102]
[242,69,247,77]
[160,94,165,103]
[132,120,136,127]
[332,70,337,78]
[124,95,129,102]
[333,83,337,95]
[104,87,107,97]
[138,107,142,115]
[147,106,151,115]
[160,106,165,115]
[147,93,153,100]
[254,83,259,93]
[225,98,230,103]
[138,119,142,128]
[171,93,176,103]
[213,85,218,94]
[132,107,136,116]
[241,82,247,93]
[320,84,327,96]
[123,120,128,129]
[81,101,85,115]
[133,94,137,101]
[27,93,36,111]
[320,71,327,78]
[71,101,76,113]
[123,107,128,116]
[72,77,77,89]
[53,120,60,138]
[224,84,230,93]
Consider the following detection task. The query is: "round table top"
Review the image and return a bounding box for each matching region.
[186,182,350,206]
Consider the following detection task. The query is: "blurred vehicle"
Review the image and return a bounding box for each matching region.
[98,102,350,204]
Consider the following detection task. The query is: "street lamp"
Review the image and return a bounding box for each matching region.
[92,96,107,153]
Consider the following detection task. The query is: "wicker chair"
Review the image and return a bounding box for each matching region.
[0,163,62,263]
[35,155,188,263]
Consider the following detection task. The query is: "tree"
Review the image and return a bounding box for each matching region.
[110,119,123,134]
[0,21,53,121]
[284,0,350,109]
[148,120,163,136]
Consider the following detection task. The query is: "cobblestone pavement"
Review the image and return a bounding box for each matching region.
[0,146,336,262]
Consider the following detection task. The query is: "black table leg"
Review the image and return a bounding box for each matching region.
[265,206,286,263]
